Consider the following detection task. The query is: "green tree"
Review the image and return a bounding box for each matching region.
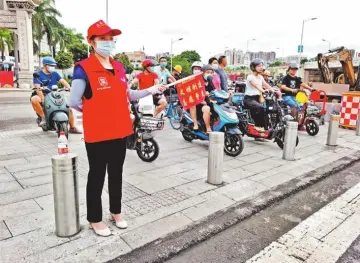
[300,58,309,65]
[68,42,88,62]
[38,52,52,57]
[114,53,134,72]
[179,50,201,64]
[55,51,73,69]
[170,55,192,75]
[32,0,62,66]
[0,29,13,61]
[269,61,282,67]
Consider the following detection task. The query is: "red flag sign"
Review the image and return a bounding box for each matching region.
[176,74,206,110]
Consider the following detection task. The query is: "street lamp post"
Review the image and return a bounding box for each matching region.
[171,38,183,70]
[106,0,109,23]
[322,39,331,50]
[298,17,317,65]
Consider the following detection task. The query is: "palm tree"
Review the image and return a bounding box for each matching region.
[32,0,62,66]
[0,29,14,61]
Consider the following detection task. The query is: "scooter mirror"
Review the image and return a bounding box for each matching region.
[33,72,40,78]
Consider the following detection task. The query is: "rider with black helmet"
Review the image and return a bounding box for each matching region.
[244,58,274,136]
[281,63,312,121]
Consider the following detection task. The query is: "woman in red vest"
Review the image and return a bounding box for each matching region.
[69,20,165,237]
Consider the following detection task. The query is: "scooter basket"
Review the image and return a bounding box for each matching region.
[306,105,320,116]
[168,94,179,104]
[139,117,165,131]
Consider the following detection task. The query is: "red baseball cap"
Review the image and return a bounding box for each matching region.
[87,20,122,40]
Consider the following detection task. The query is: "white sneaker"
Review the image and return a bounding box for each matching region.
[89,223,111,237]
[110,214,128,229]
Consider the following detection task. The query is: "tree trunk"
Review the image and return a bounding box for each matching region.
[1,49,4,62]
[52,45,56,58]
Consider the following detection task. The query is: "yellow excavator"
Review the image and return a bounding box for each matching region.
[317,46,360,91]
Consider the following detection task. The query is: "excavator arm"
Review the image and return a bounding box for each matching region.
[317,47,359,91]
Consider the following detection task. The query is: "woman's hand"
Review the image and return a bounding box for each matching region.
[158,85,167,93]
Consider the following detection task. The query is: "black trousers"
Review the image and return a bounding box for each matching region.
[244,95,266,128]
[85,138,127,223]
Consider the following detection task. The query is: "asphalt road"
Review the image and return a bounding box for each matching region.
[338,235,360,263]
[164,161,360,263]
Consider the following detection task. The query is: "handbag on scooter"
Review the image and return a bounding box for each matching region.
[259,94,265,104]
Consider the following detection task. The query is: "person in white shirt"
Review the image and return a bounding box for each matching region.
[244,59,274,138]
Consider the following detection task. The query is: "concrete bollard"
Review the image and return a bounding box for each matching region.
[282,121,298,161]
[356,113,360,136]
[207,132,224,185]
[326,114,340,146]
[52,153,80,237]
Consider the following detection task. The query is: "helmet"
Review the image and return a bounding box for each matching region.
[263,70,271,76]
[201,65,214,72]
[288,63,299,70]
[142,59,155,68]
[42,56,57,66]
[191,61,203,70]
[250,58,263,72]
[174,65,182,73]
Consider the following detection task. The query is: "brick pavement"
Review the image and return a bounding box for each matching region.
[246,181,360,263]
[0,117,360,262]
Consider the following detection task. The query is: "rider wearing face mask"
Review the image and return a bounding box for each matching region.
[31,57,82,133]
[130,59,168,117]
[153,57,176,85]
[244,58,274,139]
[208,57,221,90]
[69,20,165,237]
[189,64,214,133]
[191,61,203,75]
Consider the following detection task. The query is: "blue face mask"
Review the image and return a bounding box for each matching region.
[212,64,219,69]
[48,66,55,72]
[160,62,167,67]
[95,40,116,57]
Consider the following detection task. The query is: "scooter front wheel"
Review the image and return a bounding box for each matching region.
[306,120,319,136]
[224,134,244,157]
[136,138,159,162]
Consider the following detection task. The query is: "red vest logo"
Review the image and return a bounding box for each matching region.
[98,77,108,87]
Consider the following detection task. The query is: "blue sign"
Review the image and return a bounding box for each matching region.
[298,45,303,53]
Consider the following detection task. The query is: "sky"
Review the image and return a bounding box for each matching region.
[55,0,360,63]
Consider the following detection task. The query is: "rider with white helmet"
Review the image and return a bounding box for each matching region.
[244,58,273,138]
[191,61,203,75]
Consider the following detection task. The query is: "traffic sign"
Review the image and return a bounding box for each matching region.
[298,45,304,53]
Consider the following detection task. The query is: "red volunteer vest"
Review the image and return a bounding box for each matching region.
[77,54,133,143]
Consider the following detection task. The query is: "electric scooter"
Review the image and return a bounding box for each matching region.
[33,72,70,138]
[180,90,244,157]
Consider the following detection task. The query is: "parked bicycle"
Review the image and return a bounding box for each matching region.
[163,87,183,130]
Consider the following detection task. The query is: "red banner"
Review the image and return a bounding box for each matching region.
[176,74,206,110]
[0,71,14,88]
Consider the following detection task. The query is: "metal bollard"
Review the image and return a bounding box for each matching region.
[356,113,360,136]
[282,121,298,161]
[207,132,224,185]
[326,114,340,146]
[52,153,80,237]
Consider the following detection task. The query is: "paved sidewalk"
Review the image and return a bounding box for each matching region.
[0,121,359,262]
[246,181,360,263]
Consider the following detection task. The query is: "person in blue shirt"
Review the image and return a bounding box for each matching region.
[32,57,82,133]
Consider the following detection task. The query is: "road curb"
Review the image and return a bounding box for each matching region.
[109,151,360,263]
